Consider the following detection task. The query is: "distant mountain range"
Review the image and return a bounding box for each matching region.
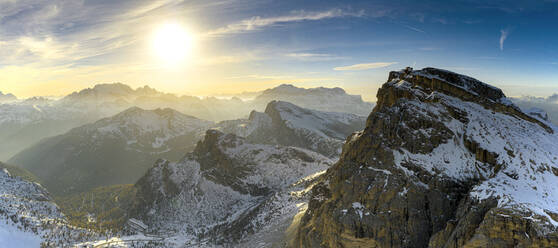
[0,83,373,161]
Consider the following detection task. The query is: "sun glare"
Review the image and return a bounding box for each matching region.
[151,22,193,65]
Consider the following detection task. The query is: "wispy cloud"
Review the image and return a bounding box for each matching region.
[500,28,510,51]
[334,62,397,71]
[0,0,220,67]
[403,25,426,34]
[206,9,365,36]
[286,53,347,61]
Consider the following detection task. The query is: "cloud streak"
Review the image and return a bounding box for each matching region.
[334,62,397,71]
[206,9,365,36]
[500,29,510,51]
[403,25,426,34]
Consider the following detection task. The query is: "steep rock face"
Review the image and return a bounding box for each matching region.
[293,67,558,247]
[129,129,333,246]
[9,107,212,195]
[214,101,366,158]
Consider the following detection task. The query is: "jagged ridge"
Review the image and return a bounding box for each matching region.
[214,100,366,158]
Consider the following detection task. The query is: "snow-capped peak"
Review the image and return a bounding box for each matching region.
[87,106,212,136]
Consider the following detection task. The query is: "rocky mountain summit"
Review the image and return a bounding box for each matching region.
[215,100,366,158]
[293,67,558,247]
[9,107,212,195]
[128,129,333,246]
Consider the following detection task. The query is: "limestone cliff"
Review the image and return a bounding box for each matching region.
[293,67,558,248]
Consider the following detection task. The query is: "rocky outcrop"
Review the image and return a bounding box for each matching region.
[293,67,558,247]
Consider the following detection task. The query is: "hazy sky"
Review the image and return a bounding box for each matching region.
[1,0,557,101]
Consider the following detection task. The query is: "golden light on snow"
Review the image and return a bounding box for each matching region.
[151,22,194,65]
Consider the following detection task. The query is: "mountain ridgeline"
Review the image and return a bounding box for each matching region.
[293,67,558,247]
[253,84,374,116]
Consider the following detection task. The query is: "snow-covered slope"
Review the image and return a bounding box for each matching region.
[84,106,212,150]
[214,100,366,158]
[128,130,333,246]
[295,67,558,247]
[253,84,374,116]
[9,107,213,195]
[0,169,97,247]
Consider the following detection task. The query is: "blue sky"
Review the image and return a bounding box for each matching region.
[0,0,557,100]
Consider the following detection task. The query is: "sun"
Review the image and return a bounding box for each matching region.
[151,22,194,64]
